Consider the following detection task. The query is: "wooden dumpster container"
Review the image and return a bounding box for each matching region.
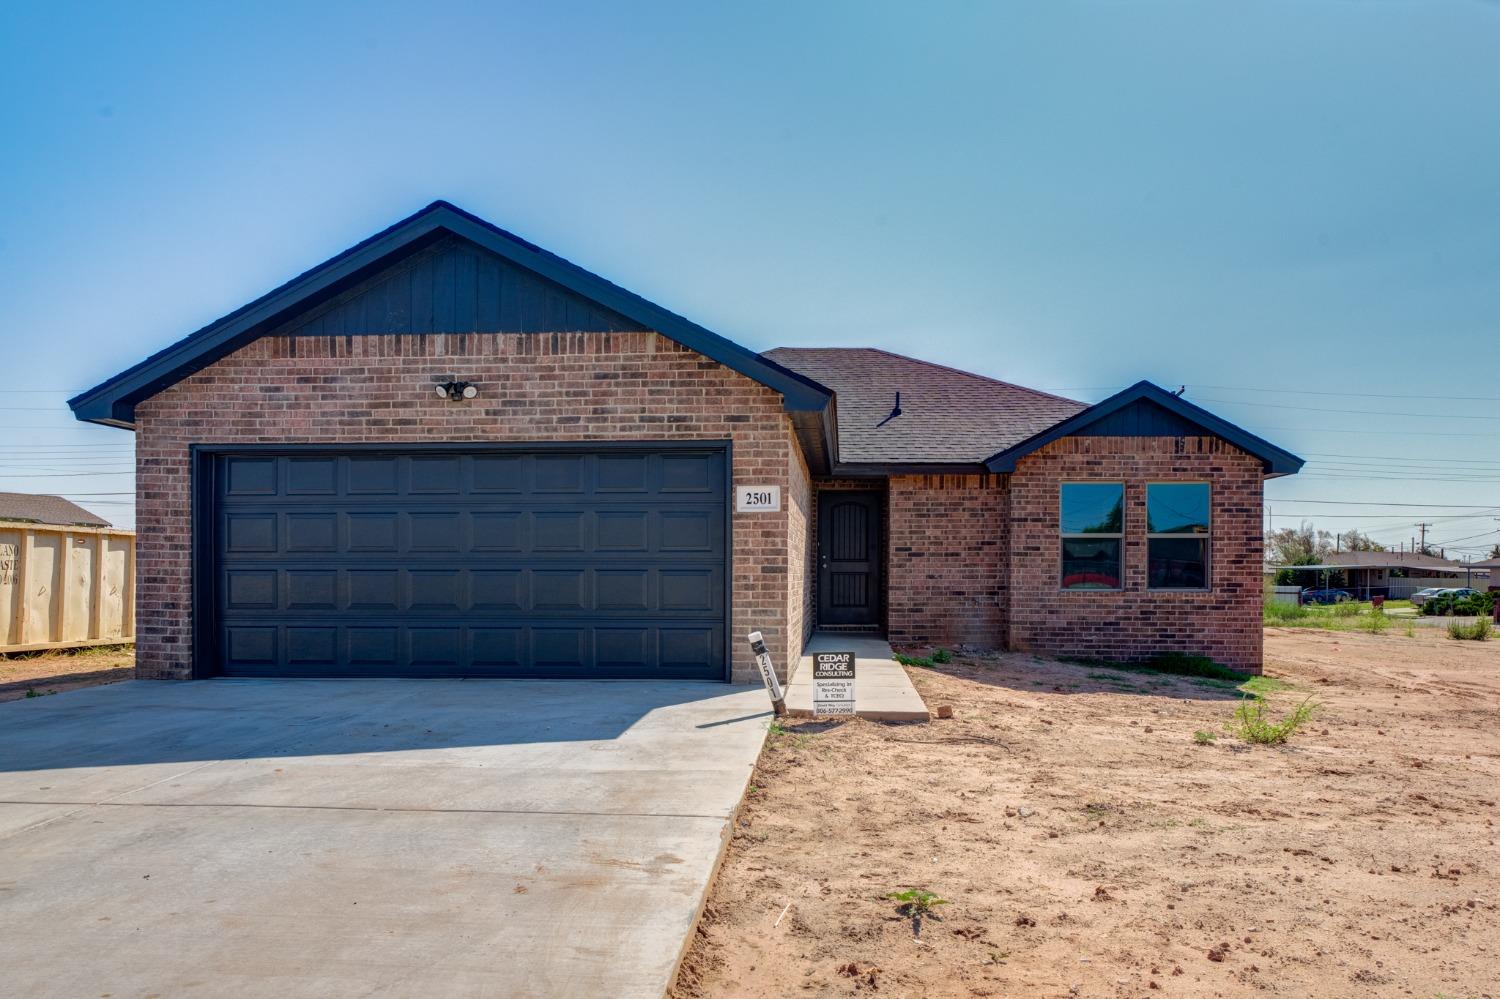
[0,520,135,654]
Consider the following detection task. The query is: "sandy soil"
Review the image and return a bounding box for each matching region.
[0,645,134,702]
[672,629,1499,999]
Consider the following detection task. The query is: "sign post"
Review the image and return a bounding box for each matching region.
[812,651,856,717]
[747,631,786,716]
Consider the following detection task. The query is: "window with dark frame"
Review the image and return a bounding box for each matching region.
[1060,482,1124,590]
[1147,483,1210,589]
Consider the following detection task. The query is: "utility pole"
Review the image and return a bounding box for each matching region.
[1416,522,1433,554]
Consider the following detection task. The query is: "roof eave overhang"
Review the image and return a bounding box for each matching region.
[67,201,834,431]
[828,460,990,478]
[982,380,1305,478]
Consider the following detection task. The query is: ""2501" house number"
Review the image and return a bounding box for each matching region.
[735,485,781,512]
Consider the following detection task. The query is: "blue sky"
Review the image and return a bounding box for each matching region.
[1,1,1497,553]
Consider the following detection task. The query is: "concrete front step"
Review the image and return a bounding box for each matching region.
[783,632,931,722]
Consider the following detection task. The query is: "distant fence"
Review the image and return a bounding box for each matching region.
[1269,585,1301,606]
[0,521,135,654]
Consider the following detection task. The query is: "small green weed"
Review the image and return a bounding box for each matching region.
[1239,675,1292,698]
[24,687,41,699]
[888,888,949,917]
[1228,696,1316,745]
[1447,618,1492,641]
[1193,729,1217,745]
[896,648,954,668]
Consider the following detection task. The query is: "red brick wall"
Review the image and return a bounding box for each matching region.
[1006,436,1264,673]
[786,443,812,662]
[132,331,801,684]
[886,474,1008,648]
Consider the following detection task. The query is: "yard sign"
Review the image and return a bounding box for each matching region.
[812,651,856,716]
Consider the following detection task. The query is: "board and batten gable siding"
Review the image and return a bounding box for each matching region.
[1005,435,1264,673]
[281,235,648,338]
[132,331,802,684]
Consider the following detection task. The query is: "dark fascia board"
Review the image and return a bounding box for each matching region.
[68,200,834,428]
[983,380,1305,477]
[830,461,990,477]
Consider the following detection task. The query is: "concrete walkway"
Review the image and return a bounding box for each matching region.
[0,678,770,998]
[785,632,930,721]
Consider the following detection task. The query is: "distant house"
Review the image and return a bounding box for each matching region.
[0,492,111,528]
[1269,550,1492,599]
[1472,557,1500,591]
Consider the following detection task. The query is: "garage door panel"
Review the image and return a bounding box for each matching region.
[348,570,401,610]
[472,512,523,551]
[348,512,400,551]
[287,626,337,665]
[409,455,462,493]
[286,570,337,609]
[211,448,728,679]
[286,457,338,495]
[224,513,276,553]
[225,570,277,611]
[224,456,277,495]
[348,456,400,494]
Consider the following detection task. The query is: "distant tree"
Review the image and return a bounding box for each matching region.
[1335,530,1385,553]
[1267,521,1333,569]
[1489,543,1500,560]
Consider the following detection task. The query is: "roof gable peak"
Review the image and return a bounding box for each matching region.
[984,380,1304,477]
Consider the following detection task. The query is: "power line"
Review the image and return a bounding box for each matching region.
[1268,511,1496,520]
[1048,384,1500,403]
[0,470,138,479]
[1196,397,1500,421]
[1256,425,1499,438]
[1301,451,1500,465]
[1260,499,1500,508]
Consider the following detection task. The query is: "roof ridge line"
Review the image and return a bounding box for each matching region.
[766,346,1084,406]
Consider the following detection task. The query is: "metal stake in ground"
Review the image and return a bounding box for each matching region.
[747,631,787,716]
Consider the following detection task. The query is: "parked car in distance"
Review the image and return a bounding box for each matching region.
[1302,588,1352,605]
[1440,588,1480,600]
[1410,587,1446,607]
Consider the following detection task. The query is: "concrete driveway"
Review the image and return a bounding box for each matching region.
[0,678,769,998]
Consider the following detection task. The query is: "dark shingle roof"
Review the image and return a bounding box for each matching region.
[0,493,112,528]
[1268,551,1477,571]
[763,347,1085,465]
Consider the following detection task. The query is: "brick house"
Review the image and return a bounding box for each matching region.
[70,201,1301,683]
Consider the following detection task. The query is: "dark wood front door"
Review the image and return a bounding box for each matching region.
[817,490,883,627]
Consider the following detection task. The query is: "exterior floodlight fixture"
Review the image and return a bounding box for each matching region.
[434,380,478,401]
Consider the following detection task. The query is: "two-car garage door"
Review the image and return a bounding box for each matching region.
[207,446,728,680]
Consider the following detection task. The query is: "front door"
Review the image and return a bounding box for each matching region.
[817,490,883,627]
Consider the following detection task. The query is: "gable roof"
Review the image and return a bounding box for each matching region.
[0,492,111,528]
[984,381,1304,477]
[763,347,1086,469]
[68,201,833,430]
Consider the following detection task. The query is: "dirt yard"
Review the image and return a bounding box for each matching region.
[0,645,134,702]
[673,629,1499,999]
